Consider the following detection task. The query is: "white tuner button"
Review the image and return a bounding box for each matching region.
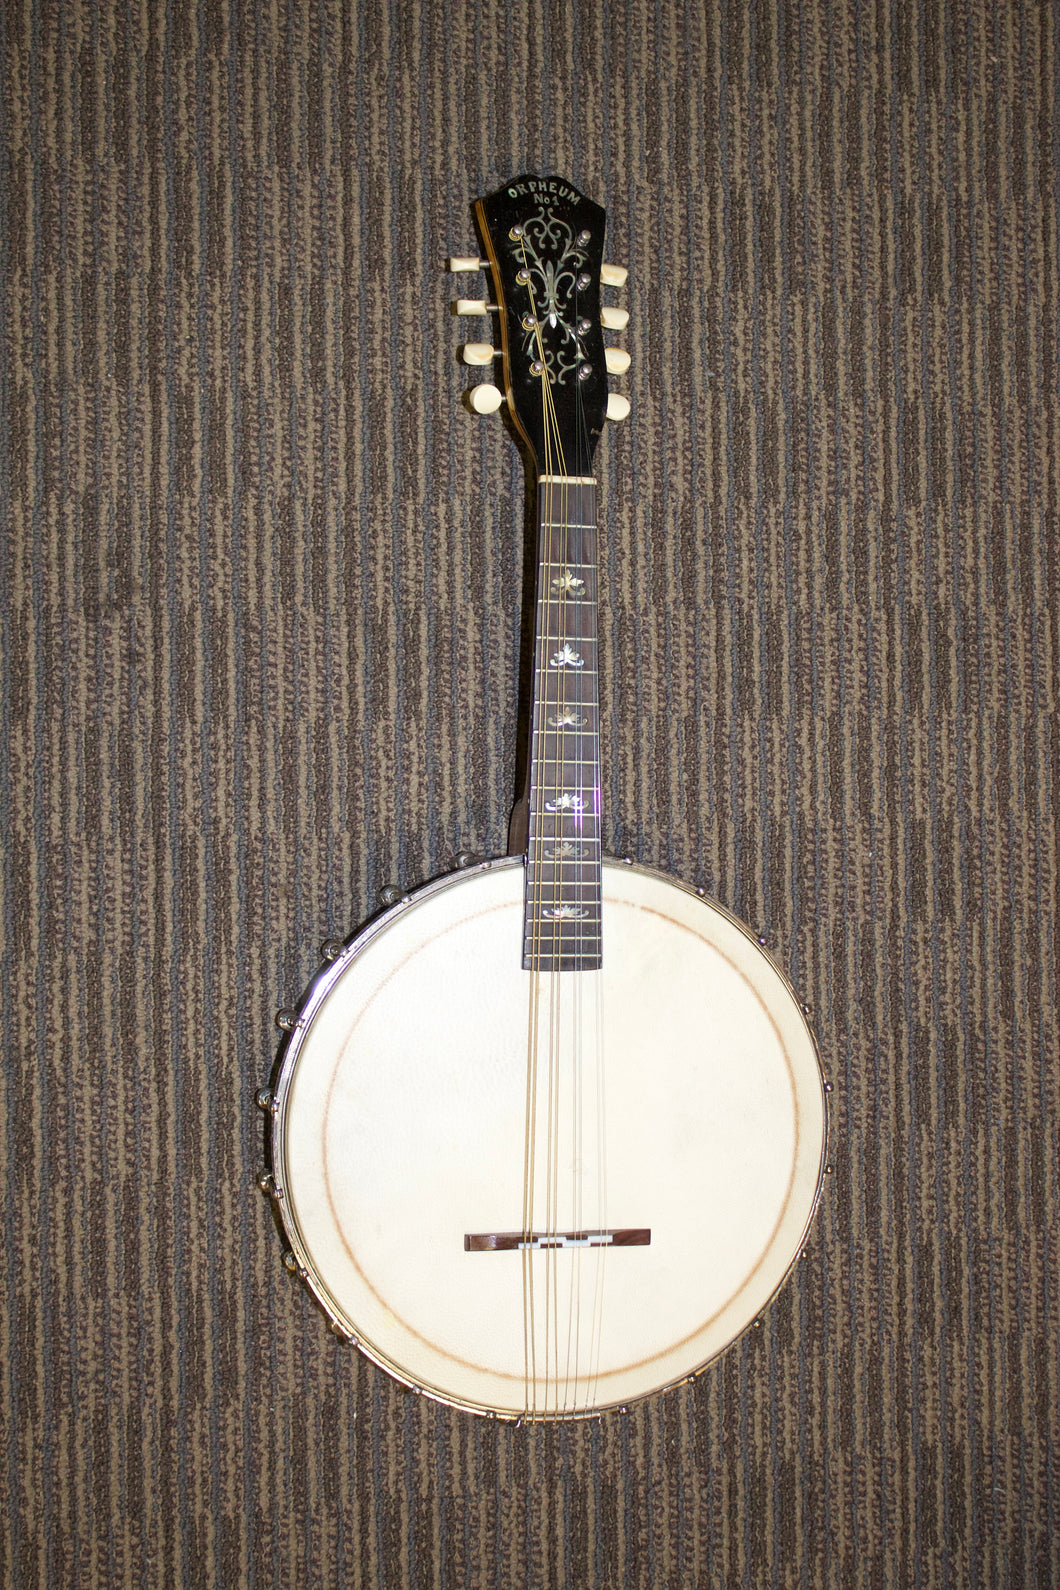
[600,306,630,330]
[469,383,503,414]
[604,348,631,375]
[453,299,495,316]
[606,393,631,421]
[449,256,485,272]
[462,343,496,366]
[601,262,629,287]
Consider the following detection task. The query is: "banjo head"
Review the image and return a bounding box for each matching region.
[265,857,827,1420]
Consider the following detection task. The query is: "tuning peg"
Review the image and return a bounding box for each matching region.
[453,299,496,316]
[601,306,629,331]
[449,256,485,271]
[606,393,630,422]
[601,263,629,287]
[604,348,631,375]
[468,383,503,414]
[462,343,496,366]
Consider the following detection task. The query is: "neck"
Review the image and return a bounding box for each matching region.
[520,473,602,972]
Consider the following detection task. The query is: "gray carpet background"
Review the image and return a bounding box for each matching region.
[2,0,1058,1585]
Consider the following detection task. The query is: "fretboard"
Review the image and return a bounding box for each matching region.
[522,477,602,971]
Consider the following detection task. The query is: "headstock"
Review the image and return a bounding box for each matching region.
[450,175,630,476]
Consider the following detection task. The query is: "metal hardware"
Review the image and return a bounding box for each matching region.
[379,884,402,905]
[321,938,345,961]
[255,1087,275,1111]
[275,1009,298,1032]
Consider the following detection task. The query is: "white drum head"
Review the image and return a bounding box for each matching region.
[270,857,826,1419]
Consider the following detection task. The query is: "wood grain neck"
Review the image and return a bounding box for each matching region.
[521,475,602,971]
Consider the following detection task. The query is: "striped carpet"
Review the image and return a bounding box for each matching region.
[2,0,1058,1585]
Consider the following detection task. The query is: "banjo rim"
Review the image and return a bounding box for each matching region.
[260,854,830,1421]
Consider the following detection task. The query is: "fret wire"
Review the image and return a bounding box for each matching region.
[535,609,598,616]
[523,892,602,899]
[523,901,602,906]
[524,862,602,869]
[528,811,601,816]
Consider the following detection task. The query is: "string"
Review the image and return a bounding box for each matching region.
[514,232,605,1418]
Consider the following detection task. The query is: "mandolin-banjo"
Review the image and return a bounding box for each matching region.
[257,174,828,1421]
